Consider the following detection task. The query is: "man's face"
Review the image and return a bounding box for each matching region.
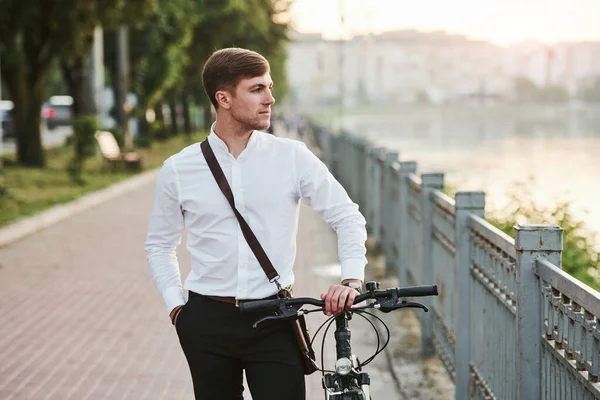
[227,72,275,131]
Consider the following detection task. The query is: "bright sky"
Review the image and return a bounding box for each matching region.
[289,0,600,45]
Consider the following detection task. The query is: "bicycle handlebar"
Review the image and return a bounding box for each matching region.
[396,285,439,298]
[239,284,438,313]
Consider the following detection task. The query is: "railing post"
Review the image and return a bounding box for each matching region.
[347,135,355,199]
[454,191,485,400]
[357,138,370,214]
[383,151,399,275]
[352,136,364,205]
[338,133,347,186]
[361,140,374,229]
[347,134,355,195]
[514,224,563,400]
[363,145,373,234]
[323,128,333,169]
[371,148,386,250]
[397,162,417,284]
[330,132,339,178]
[421,173,444,356]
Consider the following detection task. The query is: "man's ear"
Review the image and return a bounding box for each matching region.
[215,90,231,110]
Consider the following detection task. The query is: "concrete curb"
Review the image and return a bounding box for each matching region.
[0,168,159,248]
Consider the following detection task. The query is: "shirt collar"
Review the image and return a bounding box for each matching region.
[208,122,260,158]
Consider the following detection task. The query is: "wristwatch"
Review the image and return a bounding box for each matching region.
[343,281,362,293]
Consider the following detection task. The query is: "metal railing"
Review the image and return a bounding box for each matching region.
[306,124,600,400]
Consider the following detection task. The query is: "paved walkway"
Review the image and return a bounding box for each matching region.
[0,169,400,399]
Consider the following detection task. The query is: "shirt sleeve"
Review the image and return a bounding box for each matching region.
[295,142,368,282]
[144,158,186,314]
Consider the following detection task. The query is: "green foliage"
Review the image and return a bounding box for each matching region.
[0,0,292,164]
[67,116,99,183]
[129,0,199,110]
[0,0,155,165]
[514,77,539,102]
[513,76,570,103]
[183,0,291,105]
[135,120,166,148]
[0,130,208,227]
[577,78,600,102]
[109,128,126,149]
[488,180,600,288]
[541,84,570,102]
[45,58,68,96]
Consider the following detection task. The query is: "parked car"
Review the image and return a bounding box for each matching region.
[42,95,73,130]
[0,100,15,139]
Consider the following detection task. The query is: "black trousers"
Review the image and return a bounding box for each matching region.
[175,292,306,400]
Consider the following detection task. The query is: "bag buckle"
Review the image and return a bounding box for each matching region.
[270,275,283,291]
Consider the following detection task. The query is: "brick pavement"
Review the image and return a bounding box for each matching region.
[0,183,193,400]
[0,174,397,399]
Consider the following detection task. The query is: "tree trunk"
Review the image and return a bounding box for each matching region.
[181,93,192,135]
[153,102,167,140]
[115,28,130,135]
[154,103,164,124]
[4,48,47,167]
[105,29,119,125]
[16,100,45,166]
[168,100,178,135]
[139,108,150,137]
[62,54,95,117]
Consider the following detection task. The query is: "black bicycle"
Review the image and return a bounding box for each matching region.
[239,281,439,399]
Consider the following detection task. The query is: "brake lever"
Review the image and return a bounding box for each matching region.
[252,306,302,329]
[253,315,282,328]
[378,301,429,313]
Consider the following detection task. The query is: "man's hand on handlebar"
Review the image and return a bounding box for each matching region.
[320,281,360,316]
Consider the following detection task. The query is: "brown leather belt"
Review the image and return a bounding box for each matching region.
[204,293,279,307]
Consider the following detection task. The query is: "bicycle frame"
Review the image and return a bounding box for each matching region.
[322,311,370,400]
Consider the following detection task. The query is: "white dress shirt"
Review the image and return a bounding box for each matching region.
[144,126,367,314]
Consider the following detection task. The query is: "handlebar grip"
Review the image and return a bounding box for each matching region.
[238,298,281,313]
[396,285,438,298]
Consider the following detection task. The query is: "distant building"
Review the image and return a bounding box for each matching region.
[285,30,600,107]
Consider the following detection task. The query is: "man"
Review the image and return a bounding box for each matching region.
[144,47,367,400]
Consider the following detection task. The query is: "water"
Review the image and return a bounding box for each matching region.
[306,102,600,246]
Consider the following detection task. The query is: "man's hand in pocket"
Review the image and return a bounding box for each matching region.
[170,305,184,325]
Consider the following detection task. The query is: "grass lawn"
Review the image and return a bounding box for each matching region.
[0,132,208,228]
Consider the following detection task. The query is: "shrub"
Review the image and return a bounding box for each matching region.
[67,116,99,184]
[488,180,600,288]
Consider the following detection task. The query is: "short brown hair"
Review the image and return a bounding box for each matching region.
[202,48,270,109]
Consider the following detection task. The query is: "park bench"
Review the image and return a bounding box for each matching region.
[94,130,142,171]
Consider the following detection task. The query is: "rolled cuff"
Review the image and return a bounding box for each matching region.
[340,258,366,283]
[163,286,186,315]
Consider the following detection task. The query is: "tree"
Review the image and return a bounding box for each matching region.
[513,76,570,103]
[578,78,600,102]
[128,0,198,139]
[0,0,155,166]
[182,0,292,129]
[513,76,539,102]
[540,84,569,103]
[0,1,72,166]
[60,1,157,134]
